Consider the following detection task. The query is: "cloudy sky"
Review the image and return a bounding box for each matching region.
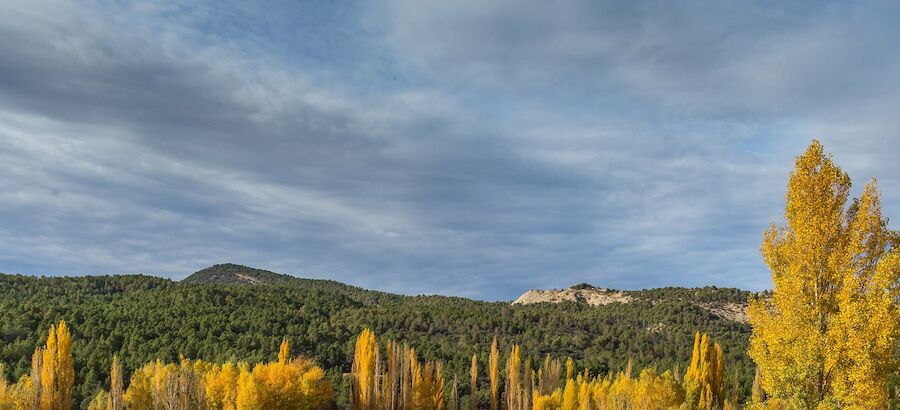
[1,0,899,300]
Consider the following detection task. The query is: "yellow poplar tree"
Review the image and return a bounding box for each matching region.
[56,322,73,410]
[560,378,577,410]
[205,362,240,409]
[351,329,377,409]
[109,356,124,410]
[683,332,726,409]
[86,390,109,410]
[506,344,521,410]
[489,337,499,410]
[749,140,900,409]
[38,320,73,410]
[470,353,478,410]
[40,325,57,410]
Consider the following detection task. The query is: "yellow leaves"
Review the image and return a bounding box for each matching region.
[120,341,332,410]
[86,390,109,410]
[348,329,447,410]
[0,365,13,410]
[506,345,521,410]
[413,361,445,410]
[278,339,290,365]
[750,140,900,408]
[469,353,477,410]
[489,336,499,410]
[531,389,561,410]
[530,364,685,410]
[206,345,333,410]
[351,329,378,409]
[560,378,577,410]
[109,356,123,410]
[206,362,240,409]
[682,332,727,410]
[54,321,73,410]
[26,320,74,410]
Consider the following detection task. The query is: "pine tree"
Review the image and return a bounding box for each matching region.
[749,140,900,408]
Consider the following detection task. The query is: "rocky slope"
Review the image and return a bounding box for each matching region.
[513,283,750,323]
[513,285,633,306]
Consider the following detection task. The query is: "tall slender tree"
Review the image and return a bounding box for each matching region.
[505,345,520,410]
[470,353,477,410]
[749,140,900,408]
[489,337,499,410]
[109,356,124,410]
[351,329,378,409]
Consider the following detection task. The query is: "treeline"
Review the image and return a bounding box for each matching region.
[348,328,742,410]
[0,274,753,407]
[0,322,746,409]
[0,321,334,409]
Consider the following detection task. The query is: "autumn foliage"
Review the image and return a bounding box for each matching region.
[748,141,900,409]
[0,321,333,410]
[347,329,740,410]
[113,340,332,409]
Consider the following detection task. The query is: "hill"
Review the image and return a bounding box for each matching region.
[0,265,755,407]
[513,284,750,323]
[181,263,301,285]
[182,263,400,305]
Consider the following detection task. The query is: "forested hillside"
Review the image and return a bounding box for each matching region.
[0,266,753,408]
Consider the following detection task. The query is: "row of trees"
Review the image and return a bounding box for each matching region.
[0,321,334,409]
[0,321,75,410]
[348,328,741,410]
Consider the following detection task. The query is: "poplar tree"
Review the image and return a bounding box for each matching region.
[749,140,900,408]
[489,337,499,410]
[36,320,73,410]
[683,332,726,409]
[56,322,73,410]
[470,353,477,410]
[109,356,124,410]
[505,345,520,410]
[351,329,377,409]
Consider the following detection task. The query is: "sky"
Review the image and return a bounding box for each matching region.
[1,0,899,300]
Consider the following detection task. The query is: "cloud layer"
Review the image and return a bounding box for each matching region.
[1,0,898,300]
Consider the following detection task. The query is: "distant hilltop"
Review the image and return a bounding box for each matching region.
[513,283,633,306]
[513,282,749,323]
